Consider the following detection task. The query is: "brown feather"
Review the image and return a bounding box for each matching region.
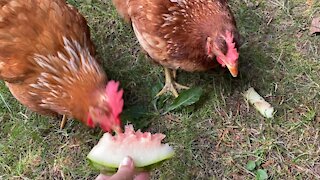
[113,0,240,72]
[0,0,107,123]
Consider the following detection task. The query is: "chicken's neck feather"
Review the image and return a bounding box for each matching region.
[29,36,106,121]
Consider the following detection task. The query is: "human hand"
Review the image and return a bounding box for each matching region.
[95,156,150,180]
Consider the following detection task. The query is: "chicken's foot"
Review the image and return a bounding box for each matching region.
[60,115,67,129]
[156,67,189,98]
[172,70,190,90]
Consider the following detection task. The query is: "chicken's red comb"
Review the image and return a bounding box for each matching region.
[87,116,94,127]
[105,80,124,119]
[225,31,239,64]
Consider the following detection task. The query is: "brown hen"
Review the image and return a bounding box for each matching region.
[112,0,241,97]
[0,0,123,132]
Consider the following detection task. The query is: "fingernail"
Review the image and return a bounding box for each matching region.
[120,156,132,167]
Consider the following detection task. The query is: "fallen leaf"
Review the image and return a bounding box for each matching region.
[262,159,274,168]
[246,160,256,171]
[316,116,320,123]
[256,169,268,180]
[164,87,203,113]
[310,17,320,35]
[306,0,313,6]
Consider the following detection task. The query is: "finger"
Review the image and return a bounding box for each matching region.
[95,174,110,180]
[109,156,135,180]
[134,172,150,180]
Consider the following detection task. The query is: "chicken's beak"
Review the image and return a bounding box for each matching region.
[113,125,122,134]
[226,63,238,77]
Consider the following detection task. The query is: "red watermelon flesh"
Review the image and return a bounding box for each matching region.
[87,125,174,172]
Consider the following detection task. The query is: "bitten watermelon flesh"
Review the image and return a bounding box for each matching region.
[87,125,174,172]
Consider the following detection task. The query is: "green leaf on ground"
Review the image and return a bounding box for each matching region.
[256,169,268,180]
[246,160,256,171]
[165,87,203,113]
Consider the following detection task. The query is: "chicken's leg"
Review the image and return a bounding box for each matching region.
[172,70,190,90]
[156,67,189,98]
[60,115,67,129]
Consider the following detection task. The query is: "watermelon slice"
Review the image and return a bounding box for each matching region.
[87,125,174,173]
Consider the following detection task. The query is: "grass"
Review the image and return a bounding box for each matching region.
[0,0,320,179]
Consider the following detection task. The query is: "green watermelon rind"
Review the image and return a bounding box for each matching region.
[87,151,174,173]
[87,125,175,173]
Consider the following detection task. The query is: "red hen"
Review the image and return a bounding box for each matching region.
[112,0,241,97]
[0,0,123,132]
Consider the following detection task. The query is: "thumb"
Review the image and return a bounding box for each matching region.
[109,156,135,180]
